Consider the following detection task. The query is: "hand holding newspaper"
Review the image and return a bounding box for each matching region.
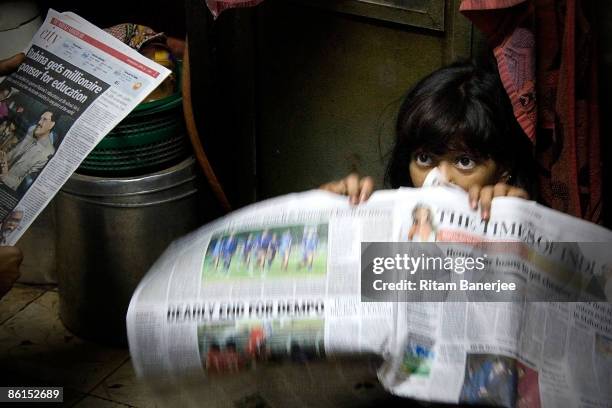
[0,10,170,245]
[128,185,612,408]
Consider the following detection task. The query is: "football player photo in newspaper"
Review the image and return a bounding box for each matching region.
[202,224,328,281]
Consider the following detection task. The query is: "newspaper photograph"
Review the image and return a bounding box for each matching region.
[199,317,325,375]
[203,224,328,280]
[127,184,612,407]
[0,9,170,245]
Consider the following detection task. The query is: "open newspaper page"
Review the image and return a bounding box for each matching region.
[379,188,612,408]
[0,9,170,245]
[127,187,612,408]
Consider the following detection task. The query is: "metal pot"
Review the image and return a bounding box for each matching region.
[56,157,201,345]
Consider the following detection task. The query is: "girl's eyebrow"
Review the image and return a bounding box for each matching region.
[413,149,489,162]
[443,147,488,158]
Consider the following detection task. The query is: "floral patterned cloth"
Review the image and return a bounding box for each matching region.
[104,23,166,51]
[461,0,602,223]
[205,0,264,18]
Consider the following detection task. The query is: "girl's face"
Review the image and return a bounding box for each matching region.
[409,150,504,191]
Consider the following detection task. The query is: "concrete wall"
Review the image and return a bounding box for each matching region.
[254,0,472,198]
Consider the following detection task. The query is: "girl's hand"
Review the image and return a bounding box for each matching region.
[468,183,529,221]
[319,173,375,205]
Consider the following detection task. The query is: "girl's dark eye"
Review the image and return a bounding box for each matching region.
[415,153,433,167]
[455,156,476,170]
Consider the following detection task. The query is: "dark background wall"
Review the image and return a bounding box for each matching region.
[184,0,475,208]
[253,0,472,199]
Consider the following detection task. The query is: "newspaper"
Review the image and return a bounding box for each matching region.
[127,184,612,408]
[0,10,170,245]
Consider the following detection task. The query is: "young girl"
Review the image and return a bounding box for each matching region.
[320,60,536,220]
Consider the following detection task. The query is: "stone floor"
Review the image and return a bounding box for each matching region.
[0,284,162,407]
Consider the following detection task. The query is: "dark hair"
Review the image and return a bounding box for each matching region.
[385,60,536,196]
[42,109,61,123]
[2,116,17,128]
[2,114,25,135]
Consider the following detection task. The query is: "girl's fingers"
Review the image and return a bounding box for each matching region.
[479,186,494,220]
[479,184,528,221]
[320,174,374,205]
[493,183,510,198]
[468,185,481,209]
[345,173,360,204]
[507,187,529,199]
[358,176,375,203]
[320,179,349,195]
[319,181,341,194]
